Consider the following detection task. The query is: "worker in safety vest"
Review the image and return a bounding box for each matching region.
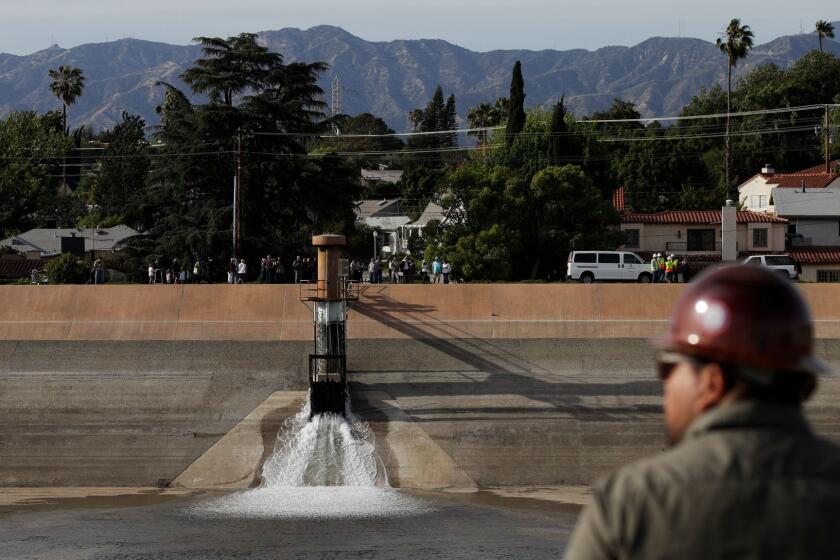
[565,265,840,559]
[658,255,666,283]
[649,253,659,282]
[664,255,674,283]
[671,255,680,283]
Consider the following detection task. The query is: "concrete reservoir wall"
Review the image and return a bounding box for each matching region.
[1,284,839,489]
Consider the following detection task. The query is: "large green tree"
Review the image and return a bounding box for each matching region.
[426,160,620,281]
[0,111,70,234]
[130,33,360,270]
[90,113,150,224]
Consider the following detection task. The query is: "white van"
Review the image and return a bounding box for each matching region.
[567,251,652,283]
[743,254,798,280]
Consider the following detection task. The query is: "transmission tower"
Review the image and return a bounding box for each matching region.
[331,76,342,117]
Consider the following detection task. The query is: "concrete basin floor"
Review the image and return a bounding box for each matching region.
[0,487,582,559]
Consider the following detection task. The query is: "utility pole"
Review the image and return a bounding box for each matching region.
[233,129,244,258]
[825,105,831,174]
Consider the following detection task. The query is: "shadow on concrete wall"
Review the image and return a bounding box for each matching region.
[350,288,661,423]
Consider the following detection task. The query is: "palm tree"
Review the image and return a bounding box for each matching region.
[48,65,85,193]
[408,109,424,131]
[816,20,835,52]
[467,102,501,146]
[494,97,510,121]
[716,19,754,199]
[48,65,85,133]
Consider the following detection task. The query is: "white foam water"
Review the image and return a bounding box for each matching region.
[190,486,432,520]
[260,398,386,487]
[187,396,432,519]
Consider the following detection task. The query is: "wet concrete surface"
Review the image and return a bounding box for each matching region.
[0,488,581,559]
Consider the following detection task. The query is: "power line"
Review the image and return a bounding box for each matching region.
[580,103,840,124]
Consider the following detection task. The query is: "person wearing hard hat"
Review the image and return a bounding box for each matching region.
[565,265,840,559]
[649,253,659,283]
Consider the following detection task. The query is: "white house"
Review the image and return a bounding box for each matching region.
[619,210,788,256]
[355,199,449,258]
[739,161,840,213]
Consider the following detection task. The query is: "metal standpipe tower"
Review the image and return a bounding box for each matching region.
[301,234,358,418]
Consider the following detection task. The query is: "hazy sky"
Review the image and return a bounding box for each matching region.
[1,0,837,55]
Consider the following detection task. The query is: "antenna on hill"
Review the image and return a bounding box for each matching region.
[331,75,342,118]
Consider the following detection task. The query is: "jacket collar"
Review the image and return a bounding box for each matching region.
[684,400,811,441]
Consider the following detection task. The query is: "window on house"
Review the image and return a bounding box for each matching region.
[686,229,716,251]
[624,229,639,248]
[817,270,840,283]
[749,195,769,208]
[752,228,768,248]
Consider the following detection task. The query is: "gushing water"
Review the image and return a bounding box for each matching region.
[260,398,387,488]
[187,395,431,519]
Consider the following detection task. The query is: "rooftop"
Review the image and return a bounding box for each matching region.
[789,246,840,265]
[0,225,141,256]
[355,199,405,220]
[621,210,788,225]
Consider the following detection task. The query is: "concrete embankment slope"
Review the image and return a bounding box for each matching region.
[1,284,839,488]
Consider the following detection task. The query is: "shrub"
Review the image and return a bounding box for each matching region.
[46,253,90,284]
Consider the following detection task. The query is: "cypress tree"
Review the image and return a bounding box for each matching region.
[419,85,445,151]
[423,86,445,132]
[547,96,568,165]
[505,61,526,146]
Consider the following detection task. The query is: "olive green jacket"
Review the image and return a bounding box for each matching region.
[566,401,840,559]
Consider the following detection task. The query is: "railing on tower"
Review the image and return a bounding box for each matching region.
[298,278,359,302]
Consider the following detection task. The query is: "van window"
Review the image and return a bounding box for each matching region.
[766,256,793,266]
[744,256,760,265]
[598,253,620,264]
[574,253,596,263]
[623,254,643,264]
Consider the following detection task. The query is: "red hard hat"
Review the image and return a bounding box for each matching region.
[657,265,826,376]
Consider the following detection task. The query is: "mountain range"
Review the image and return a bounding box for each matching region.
[1,24,838,133]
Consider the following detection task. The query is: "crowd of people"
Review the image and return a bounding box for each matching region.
[348,255,454,284]
[649,253,689,283]
[147,258,211,285]
[144,254,456,285]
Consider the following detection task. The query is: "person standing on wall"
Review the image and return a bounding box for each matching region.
[565,265,840,559]
[442,259,451,284]
[237,258,247,284]
[432,256,442,284]
[228,258,237,284]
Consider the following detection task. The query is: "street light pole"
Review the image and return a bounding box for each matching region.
[372,230,377,260]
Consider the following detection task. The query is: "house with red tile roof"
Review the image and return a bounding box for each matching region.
[786,247,840,282]
[618,210,788,257]
[738,161,840,213]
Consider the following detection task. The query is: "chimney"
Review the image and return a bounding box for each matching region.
[761,163,775,174]
[721,200,737,262]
